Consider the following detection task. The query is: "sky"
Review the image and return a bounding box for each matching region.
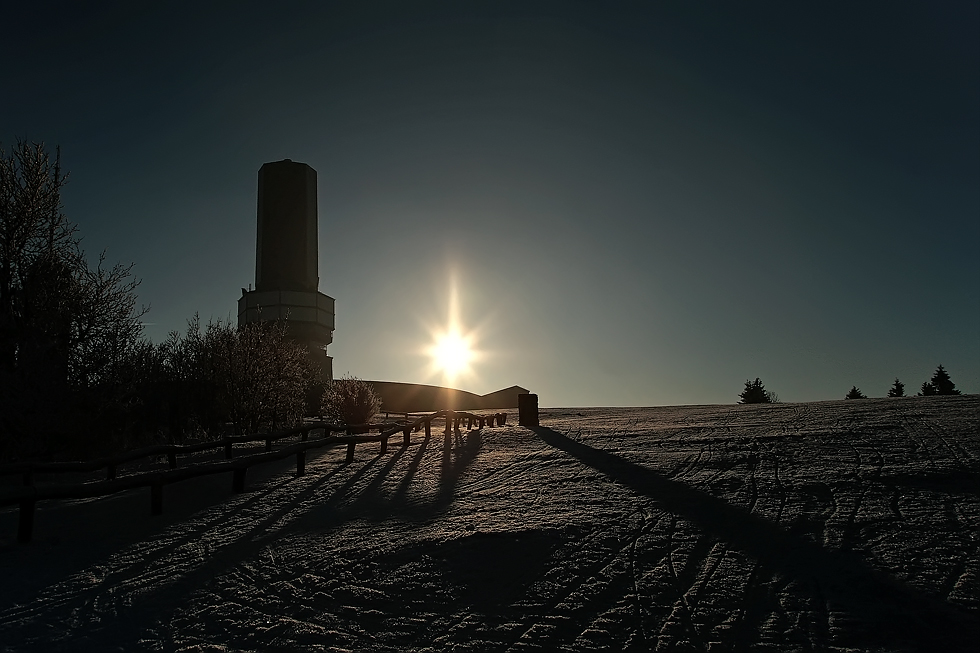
[3,1,978,406]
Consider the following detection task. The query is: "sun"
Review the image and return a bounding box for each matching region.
[429,330,474,380]
[422,274,482,387]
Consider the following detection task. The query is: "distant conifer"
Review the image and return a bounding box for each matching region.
[887,378,905,397]
[845,386,866,400]
[738,378,772,404]
[929,364,961,396]
[918,381,937,396]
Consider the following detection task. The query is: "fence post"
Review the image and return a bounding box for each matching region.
[17,499,35,543]
[346,442,356,463]
[487,414,495,427]
[168,452,177,469]
[233,468,246,493]
[380,436,389,455]
[151,482,163,515]
[444,411,454,450]
[518,393,539,426]
[296,451,306,476]
[225,441,233,459]
[403,428,411,446]
[106,465,116,481]
[424,419,431,438]
[265,438,273,452]
[498,412,507,425]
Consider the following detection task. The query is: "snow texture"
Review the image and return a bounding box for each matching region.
[1,395,978,651]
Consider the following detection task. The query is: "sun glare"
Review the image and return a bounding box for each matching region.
[423,273,482,387]
[430,330,473,378]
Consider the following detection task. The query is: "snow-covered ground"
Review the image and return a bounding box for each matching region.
[1,396,977,651]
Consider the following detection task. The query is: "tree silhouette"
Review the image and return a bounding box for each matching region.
[919,381,938,396]
[738,378,773,404]
[929,364,961,396]
[886,378,905,397]
[1,141,148,458]
[845,386,866,400]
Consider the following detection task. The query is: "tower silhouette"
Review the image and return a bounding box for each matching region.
[238,159,335,379]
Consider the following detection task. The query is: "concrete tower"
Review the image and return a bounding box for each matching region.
[238,159,335,380]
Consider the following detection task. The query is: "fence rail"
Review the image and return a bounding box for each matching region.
[1,409,507,543]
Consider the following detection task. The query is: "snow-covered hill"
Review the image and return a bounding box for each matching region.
[1,395,977,651]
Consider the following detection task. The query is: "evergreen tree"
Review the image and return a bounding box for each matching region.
[738,378,772,404]
[930,364,961,395]
[845,386,866,400]
[918,381,937,396]
[886,378,905,397]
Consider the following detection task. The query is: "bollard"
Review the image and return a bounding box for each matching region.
[498,412,507,425]
[518,393,539,427]
[424,419,431,438]
[17,499,36,543]
[296,451,306,476]
[151,482,163,515]
[233,468,246,493]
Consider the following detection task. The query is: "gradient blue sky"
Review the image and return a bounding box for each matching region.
[4,1,978,405]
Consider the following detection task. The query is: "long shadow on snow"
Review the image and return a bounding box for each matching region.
[0,451,384,649]
[5,430,487,649]
[291,428,483,528]
[533,426,978,652]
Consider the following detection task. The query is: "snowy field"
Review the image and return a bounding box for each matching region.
[1,395,978,652]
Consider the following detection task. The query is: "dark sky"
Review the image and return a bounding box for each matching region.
[4,1,978,405]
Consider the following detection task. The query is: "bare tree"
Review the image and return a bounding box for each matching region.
[0,141,148,459]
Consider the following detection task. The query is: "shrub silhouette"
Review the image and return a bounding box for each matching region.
[886,378,905,397]
[738,378,774,404]
[147,315,319,439]
[845,386,866,400]
[322,375,381,427]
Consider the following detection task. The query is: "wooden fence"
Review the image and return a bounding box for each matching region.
[0,410,507,543]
